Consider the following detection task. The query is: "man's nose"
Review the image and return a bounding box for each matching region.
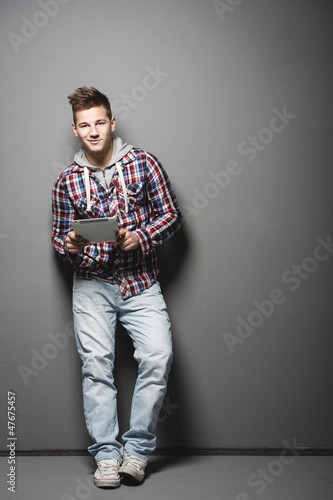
[90,126,99,137]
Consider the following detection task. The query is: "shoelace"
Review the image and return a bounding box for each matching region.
[97,460,119,475]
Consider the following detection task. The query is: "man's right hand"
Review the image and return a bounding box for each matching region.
[65,230,90,254]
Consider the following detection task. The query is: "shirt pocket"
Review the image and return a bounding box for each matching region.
[74,194,106,218]
[125,181,145,211]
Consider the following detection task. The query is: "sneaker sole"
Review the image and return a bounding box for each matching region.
[94,478,121,488]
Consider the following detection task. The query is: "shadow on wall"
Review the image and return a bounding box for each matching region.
[156,224,194,450]
[53,252,73,299]
[52,222,192,451]
[157,223,189,290]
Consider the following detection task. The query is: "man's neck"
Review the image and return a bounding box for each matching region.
[85,141,113,170]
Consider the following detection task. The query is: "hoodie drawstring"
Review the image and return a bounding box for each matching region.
[84,166,92,212]
[116,162,128,214]
[83,163,128,214]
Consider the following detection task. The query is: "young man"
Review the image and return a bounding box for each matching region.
[51,87,181,488]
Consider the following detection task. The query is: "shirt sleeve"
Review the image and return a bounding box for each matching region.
[133,153,182,255]
[51,173,83,266]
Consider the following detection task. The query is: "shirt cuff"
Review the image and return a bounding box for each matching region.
[133,228,153,255]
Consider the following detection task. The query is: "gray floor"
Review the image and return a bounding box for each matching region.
[1,455,333,500]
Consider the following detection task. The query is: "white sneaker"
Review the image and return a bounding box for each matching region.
[94,458,121,488]
[119,453,147,482]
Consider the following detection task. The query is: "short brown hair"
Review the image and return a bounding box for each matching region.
[68,87,112,123]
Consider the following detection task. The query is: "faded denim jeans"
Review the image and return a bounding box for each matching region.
[72,275,173,462]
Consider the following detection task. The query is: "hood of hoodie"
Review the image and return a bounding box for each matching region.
[73,136,133,170]
[73,136,133,214]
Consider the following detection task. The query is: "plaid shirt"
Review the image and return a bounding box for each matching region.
[51,147,182,299]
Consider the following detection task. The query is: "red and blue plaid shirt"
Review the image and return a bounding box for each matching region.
[51,147,182,299]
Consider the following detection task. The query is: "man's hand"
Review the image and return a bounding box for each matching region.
[66,230,89,254]
[116,229,140,251]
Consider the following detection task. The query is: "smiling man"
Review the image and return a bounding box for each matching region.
[73,106,115,164]
[51,87,182,488]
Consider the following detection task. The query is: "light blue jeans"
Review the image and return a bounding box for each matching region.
[72,275,173,462]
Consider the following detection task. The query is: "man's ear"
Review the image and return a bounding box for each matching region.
[111,116,116,132]
[72,122,78,137]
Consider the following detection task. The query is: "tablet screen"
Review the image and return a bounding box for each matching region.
[72,217,118,243]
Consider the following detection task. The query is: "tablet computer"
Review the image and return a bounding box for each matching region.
[72,217,118,243]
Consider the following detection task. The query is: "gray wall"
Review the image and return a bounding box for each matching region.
[1,0,332,452]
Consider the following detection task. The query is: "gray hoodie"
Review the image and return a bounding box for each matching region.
[73,136,133,213]
[73,136,133,188]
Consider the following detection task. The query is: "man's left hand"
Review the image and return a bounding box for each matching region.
[116,229,140,251]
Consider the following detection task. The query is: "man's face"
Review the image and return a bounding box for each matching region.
[72,105,115,159]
